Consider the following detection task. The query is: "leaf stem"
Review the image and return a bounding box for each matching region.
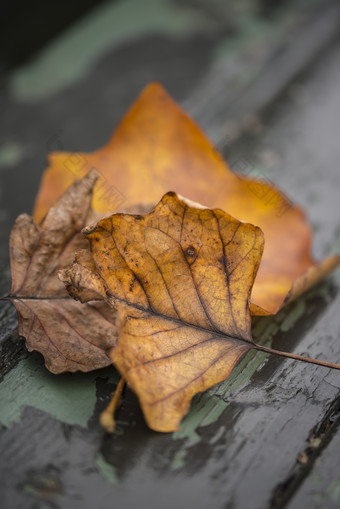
[100,377,126,433]
[254,343,340,370]
[0,296,9,301]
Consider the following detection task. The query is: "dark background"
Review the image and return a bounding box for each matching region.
[1,2,340,509]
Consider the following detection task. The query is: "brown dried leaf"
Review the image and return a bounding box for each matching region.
[9,171,117,374]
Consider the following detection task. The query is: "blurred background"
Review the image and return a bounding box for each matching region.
[1,0,340,268]
[1,2,340,509]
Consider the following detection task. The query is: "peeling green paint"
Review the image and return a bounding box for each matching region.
[326,480,340,503]
[170,276,337,461]
[0,355,115,428]
[170,449,187,471]
[200,397,228,427]
[171,294,317,448]
[9,0,211,101]
[0,141,24,168]
[173,349,267,442]
[0,268,336,477]
[306,473,340,506]
[173,393,228,444]
[172,346,270,445]
[95,452,118,485]
[280,299,306,332]
[9,0,327,102]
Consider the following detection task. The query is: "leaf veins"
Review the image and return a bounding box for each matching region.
[61,192,340,432]
[61,192,264,431]
[9,171,118,374]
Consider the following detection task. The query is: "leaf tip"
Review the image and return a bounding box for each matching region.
[82,223,97,236]
[141,81,168,98]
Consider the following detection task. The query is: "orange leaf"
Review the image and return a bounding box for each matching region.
[9,171,117,374]
[61,192,264,431]
[34,83,340,315]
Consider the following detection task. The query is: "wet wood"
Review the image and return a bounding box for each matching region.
[1,1,340,508]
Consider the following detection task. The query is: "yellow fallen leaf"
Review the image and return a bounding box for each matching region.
[35,83,340,315]
[60,193,340,432]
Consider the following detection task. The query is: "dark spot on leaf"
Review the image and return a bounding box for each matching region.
[186,246,196,257]
[166,191,176,197]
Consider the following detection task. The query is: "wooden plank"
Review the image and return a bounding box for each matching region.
[1,1,340,508]
[286,423,340,509]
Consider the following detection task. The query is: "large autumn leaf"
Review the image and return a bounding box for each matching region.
[34,83,339,315]
[8,171,117,374]
[61,193,340,431]
[61,193,264,431]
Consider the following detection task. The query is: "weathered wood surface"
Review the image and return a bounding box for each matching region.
[286,420,340,509]
[1,1,340,508]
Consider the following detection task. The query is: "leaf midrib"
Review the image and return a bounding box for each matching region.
[106,292,255,347]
